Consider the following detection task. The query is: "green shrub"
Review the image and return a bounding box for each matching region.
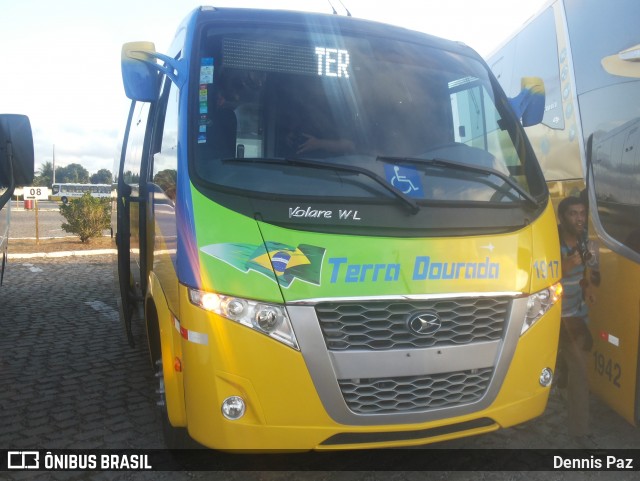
[60,192,111,243]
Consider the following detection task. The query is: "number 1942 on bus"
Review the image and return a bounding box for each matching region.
[593,350,621,388]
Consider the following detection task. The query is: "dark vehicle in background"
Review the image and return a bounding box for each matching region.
[0,114,34,284]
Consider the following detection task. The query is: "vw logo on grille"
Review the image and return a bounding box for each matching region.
[407,311,442,336]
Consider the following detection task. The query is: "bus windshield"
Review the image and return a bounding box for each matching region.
[192,26,545,208]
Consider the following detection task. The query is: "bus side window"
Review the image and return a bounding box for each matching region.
[152,78,178,202]
[123,103,149,185]
[491,7,562,131]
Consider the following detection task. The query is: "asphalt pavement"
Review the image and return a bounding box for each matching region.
[9,203,90,239]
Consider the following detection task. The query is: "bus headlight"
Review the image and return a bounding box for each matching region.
[188,288,299,350]
[539,367,553,387]
[221,396,246,420]
[521,282,562,335]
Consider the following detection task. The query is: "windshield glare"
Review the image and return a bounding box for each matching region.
[193,27,538,204]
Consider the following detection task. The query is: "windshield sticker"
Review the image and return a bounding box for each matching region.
[200,57,214,84]
[384,165,424,198]
[201,242,325,288]
[198,112,208,144]
[198,85,208,144]
[198,125,207,144]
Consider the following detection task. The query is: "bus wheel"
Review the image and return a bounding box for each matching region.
[61,196,68,204]
[154,358,192,449]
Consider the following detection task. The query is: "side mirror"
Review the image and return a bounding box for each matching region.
[121,42,184,102]
[509,77,545,127]
[121,42,162,102]
[0,114,34,187]
[601,44,640,79]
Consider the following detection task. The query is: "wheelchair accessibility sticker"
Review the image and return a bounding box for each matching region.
[384,164,424,198]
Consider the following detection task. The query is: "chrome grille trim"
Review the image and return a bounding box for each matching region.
[288,295,529,426]
[339,368,494,414]
[287,291,523,306]
[329,341,499,379]
[315,298,510,351]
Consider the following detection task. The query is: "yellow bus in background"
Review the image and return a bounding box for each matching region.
[488,0,640,425]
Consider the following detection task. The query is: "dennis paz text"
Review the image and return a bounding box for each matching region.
[554,455,634,470]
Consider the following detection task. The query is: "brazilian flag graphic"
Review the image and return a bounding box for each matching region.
[200,241,325,288]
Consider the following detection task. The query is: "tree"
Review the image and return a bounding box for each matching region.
[122,170,140,184]
[90,169,113,184]
[56,163,90,183]
[33,161,54,187]
[153,169,177,200]
[59,192,111,243]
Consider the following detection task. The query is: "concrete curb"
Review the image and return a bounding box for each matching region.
[8,249,117,259]
[8,235,115,259]
[12,208,60,212]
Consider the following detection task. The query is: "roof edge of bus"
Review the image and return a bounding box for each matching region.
[486,0,556,60]
[194,5,478,56]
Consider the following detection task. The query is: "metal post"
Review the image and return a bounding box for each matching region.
[35,198,39,245]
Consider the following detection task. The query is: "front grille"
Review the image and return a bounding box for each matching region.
[315,298,510,351]
[339,368,493,414]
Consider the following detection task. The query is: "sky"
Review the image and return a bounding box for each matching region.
[0,0,549,178]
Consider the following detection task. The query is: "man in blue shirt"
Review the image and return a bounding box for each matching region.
[557,195,600,445]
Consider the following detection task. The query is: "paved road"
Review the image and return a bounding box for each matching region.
[1,254,638,480]
[10,204,73,239]
[10,203,112,240]
[0,255,203,481]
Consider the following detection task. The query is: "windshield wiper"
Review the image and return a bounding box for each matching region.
[224,157,420,214]
[377,155,539,208]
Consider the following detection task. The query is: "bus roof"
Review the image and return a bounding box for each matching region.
[486,0,556,59]
[190,5,480,59]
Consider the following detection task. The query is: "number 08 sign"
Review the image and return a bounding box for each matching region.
[21,186,50,200]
